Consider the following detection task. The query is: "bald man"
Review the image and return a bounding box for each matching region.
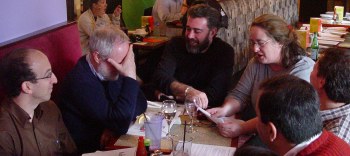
[0,48,77,155]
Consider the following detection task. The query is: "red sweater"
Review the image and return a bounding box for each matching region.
[298,130,350,156]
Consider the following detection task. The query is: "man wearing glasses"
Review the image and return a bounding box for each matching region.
[0,48,77,155]
[152,4,234,108]
[58,26,147,154]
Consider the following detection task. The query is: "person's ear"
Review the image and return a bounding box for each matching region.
[268,122,277,142]
[209,27,218,38]
[318,77,326,89]
[92,51,101,64]
[21,81,33,94]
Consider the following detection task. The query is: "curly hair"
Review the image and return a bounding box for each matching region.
[251,14,306,68]
[317,48,350,103]
[0,48,37,98]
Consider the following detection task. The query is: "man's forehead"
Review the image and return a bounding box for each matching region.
[187,17,208,27]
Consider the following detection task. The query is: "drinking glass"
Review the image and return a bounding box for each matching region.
[184,96,199,133]
[161,100,177,136]
[173,137,193,156]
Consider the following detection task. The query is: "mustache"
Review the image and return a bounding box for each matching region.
[186,38,198,44]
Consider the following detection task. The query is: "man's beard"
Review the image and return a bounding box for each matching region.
[97,63,119,80]
[185,35,210,54]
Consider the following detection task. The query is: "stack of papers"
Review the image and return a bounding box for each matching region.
[190,143,236,156]
[82,147,136,156]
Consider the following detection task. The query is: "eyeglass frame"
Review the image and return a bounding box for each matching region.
[249,39,272,48]
[33,72,53,80]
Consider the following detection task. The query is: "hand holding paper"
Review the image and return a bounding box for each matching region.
[196,106,225,124]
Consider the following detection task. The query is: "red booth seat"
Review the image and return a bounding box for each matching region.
[0,22,82,102]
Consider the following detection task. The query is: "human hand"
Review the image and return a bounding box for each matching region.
[114,5,122,17]
[207,107,229,118]
[107,44,136,79]
[100,129,117,149]
[186,88,208,109]
[217,119,245,138]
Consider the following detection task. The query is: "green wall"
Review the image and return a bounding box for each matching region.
[123,0,155,30]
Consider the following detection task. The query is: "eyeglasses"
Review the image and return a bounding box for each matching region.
[249,39,271,48]
[34,72,53,80]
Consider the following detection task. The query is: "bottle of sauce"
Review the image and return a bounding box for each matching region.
[144,139,151,156]
[136,136,147,156]
[311,32,319,61]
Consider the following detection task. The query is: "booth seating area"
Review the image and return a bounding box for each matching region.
[0,22,82,102]
[217,0,299,72]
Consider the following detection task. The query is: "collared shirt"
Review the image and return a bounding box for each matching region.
[86,54,105,81]
[320,104,350,144]
[284,132,322,156]
[0,99,77,156]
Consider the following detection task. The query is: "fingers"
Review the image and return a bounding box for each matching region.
[188,89,208,109]
[207,107,223,117]
[107,58,122,71]
[198,93,208,109]
[206,108,217,114]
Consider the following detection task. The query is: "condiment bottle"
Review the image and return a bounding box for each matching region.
[311,32,319,61]
[136,136,147,156]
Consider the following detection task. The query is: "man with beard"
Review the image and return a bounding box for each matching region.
[58,26,147,154]
[152,4,234,108]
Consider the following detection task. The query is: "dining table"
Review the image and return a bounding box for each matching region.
[130,35,169,67]
[106,101,239,156]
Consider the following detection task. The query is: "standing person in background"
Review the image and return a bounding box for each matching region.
[78,0,122,55]
[152,0,188,37]
[207,14,314,140]
[58,26,147,154]
[310,48,350,144]
[0,48,77,155]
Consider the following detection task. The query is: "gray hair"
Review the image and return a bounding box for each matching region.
[89,26,129,59]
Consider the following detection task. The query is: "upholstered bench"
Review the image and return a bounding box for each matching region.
[0,22,82,102]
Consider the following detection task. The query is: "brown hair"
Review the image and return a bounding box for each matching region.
[251,14,306,68]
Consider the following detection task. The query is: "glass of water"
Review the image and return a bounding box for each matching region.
[162,100,177,136]
[184,96,199,133]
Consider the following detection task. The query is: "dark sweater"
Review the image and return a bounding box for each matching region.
[297,130,350,156]
[153,36,234,107]
[58,56,147,154]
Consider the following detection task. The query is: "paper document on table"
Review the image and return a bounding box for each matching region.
[190,143,236,156]
[82,147,136,156]
[147,101,162,108]
[318,36,345,42]
[197,108,225,124]
[319,32,342,38]
[318,40,339,46]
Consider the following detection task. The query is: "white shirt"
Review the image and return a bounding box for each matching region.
[284,132,322,156]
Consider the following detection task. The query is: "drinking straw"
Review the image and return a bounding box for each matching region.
[143,113,148,122]
[183,121,187,150]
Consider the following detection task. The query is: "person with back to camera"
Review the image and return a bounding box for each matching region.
[152,0,188,37]
[310,48,350,144]
[207,14,315,140]
[255,75,350,155]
